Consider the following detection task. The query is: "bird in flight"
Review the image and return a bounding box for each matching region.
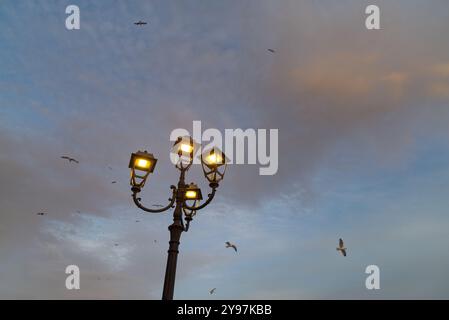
[225,241,237,252]
[134,20,147,26]
[108,166,113,170]
[267,48,276,53]
[336,238,347,257]
[209,288,216,295]
[111,181,117,184]
[36,212,47,216]
[154,240,157,243]
[61,156,79,164]
[135,220,140,223]
[114,243,119,247]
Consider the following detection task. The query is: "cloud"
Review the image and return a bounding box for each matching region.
[1,0,449,299]
[430,62,449,77]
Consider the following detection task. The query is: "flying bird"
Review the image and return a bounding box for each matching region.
[114,243,119,247]
[267,48,276,53]
[111,181,117,184]
[209,288,216,295]
[336,238,347,257]
[225,241,237,252]
[154,240,157,243]
[134,20,147,26]
[108,166,113,170]
[135,220,140,223]
[36,212,47,216]
[61,156,79,164]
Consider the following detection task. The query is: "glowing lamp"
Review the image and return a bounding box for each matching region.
[171,136,200,169]
[129,151,158,191]
[184,183,203,201]
[201,147,228,186]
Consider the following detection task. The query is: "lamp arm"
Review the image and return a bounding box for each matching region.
[182,200,197,232]
[183,217,192,232]
[132,185,176,213]
[183,186,217,211]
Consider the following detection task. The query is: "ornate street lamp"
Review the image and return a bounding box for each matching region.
[129,137,228,300]
[201,146,229,187]
[129,151,157,191]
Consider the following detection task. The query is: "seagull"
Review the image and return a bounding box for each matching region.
[225,241,237,252]
[134,20,147,26]
[267,49,276,53]
[36,212,47,216]
[61,156,79,164]
[336,238,347,257]
[111,181,117,184]
[209,288,216,295]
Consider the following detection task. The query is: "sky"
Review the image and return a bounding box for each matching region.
[0,0,449,299]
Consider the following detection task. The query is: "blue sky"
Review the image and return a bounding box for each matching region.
[0,0,449,299]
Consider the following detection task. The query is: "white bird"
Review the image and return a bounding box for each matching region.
[225,241,237,252]
[336,238,347,257]
[209,288,216,295]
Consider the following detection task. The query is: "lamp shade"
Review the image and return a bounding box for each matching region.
[129,151,157,172]
[170,136,200,169]
[200,147,228,185]
[184,182,203,201]
[129,151,157,190]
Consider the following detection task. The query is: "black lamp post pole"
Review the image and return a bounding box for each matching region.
[162,169,186,300]
[129,145,226,300]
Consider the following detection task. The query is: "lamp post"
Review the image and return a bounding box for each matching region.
[129,136,228,300]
